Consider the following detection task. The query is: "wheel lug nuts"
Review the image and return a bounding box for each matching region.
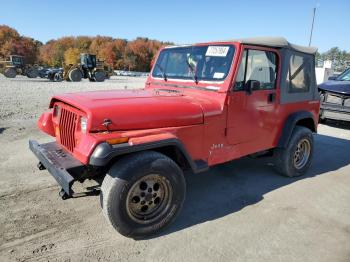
[141,192,145,197]
[153,193,157,197]
[149,201,153,205]
[141,201,145,205]
[148,188,152,193]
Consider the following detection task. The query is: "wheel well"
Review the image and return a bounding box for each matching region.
[104,146,192,173]
[151,146,191,171]
[295,118,316,132]
[278,113,316,148]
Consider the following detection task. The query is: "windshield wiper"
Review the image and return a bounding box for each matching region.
[186,60,198,84]
[155,63,167,81]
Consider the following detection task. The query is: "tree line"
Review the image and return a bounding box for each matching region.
[316,48,350,72]
[1,25,349,72]
[0,25,172,72]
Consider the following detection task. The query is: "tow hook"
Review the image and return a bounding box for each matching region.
[37,162,46,170]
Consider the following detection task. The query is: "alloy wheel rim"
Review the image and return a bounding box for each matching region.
[126,174,173,224]
[293,139,311,169]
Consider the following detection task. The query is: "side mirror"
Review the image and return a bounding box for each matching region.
[245,80,260,94]
[328,75,337,80]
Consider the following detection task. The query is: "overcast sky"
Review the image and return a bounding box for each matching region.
[1,0,349,52]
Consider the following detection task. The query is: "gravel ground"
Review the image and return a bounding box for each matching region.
[0,75,349,262]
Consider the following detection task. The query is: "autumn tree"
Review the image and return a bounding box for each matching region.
[64,47,80,65]
[89,36,113,56]
[75,36,92,53]
[113,39,127,69]
[124,37,167,71]
[1,25,171,71]
[0,25,42,64]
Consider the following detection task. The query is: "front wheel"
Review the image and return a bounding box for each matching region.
[4,68,16,78]
[68,68,82,82]
[273,126,313,177]
[100,151,186,239]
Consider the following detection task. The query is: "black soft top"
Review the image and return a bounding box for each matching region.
[231,37,317,55]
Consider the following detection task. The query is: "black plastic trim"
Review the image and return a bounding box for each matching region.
[29,140,83,196]
[89,138,208,173]
[278,111,316,148]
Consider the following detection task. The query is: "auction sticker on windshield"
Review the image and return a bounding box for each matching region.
[206,46,229,57]
[213,72,225,79]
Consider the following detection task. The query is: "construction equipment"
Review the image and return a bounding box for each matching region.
[48,53,106,82]
[0,55,39,78]
[97,59,114,79]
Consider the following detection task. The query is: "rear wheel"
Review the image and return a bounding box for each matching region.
[273,126,313,177]
[68,68,82,82]
[100,151,186,239]
[4,68,16,78]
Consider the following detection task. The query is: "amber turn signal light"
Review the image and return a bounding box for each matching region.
[106,137,129,145]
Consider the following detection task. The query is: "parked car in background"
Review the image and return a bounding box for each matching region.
[38,67,51,78]
[47,68,64,81]
[319,68,350,122]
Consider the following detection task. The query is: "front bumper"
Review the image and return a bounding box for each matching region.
[320,103,350,121]
[29,140,84,196]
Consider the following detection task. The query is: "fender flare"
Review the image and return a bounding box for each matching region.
[89,138,208,173]
[278,111,316,148]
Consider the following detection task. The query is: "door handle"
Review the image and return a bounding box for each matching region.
[268,93,276,103]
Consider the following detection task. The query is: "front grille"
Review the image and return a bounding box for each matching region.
[326,94,342,104]
[59,108,77,152]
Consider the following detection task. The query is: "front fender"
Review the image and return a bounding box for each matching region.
[37,111,55,137]
[89,135,208,173]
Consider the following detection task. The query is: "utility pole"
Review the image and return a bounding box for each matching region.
[309,7,316,46]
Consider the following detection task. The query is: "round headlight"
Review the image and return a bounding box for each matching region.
[80,117,87,134]
[53,105,61,118]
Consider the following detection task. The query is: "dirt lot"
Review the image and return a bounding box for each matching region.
[0,75,349,262]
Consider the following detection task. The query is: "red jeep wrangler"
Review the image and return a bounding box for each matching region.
[30,37,320,238]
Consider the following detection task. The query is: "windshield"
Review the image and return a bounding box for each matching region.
[337,68,350,81]
[11,56,22,65]
[152,45,235,82]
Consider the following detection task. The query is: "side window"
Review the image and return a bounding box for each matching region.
[288,54,311,93]
[234,50,247,90]
[234,49,277,90]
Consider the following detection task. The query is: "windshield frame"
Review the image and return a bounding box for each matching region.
[151,44,236,84]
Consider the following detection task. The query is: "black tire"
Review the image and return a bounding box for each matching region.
[4,68,16,78]
[53,72,63,82]
[273,126,313,177]
[100,151,186,239]
[48,72,54,81]
[26,68,39,78]
[68,68,82,82]
[94,70,105,82]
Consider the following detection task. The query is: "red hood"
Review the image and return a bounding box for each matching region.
[50,89,209,131]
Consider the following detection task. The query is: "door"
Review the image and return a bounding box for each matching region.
[227,46,280,153]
